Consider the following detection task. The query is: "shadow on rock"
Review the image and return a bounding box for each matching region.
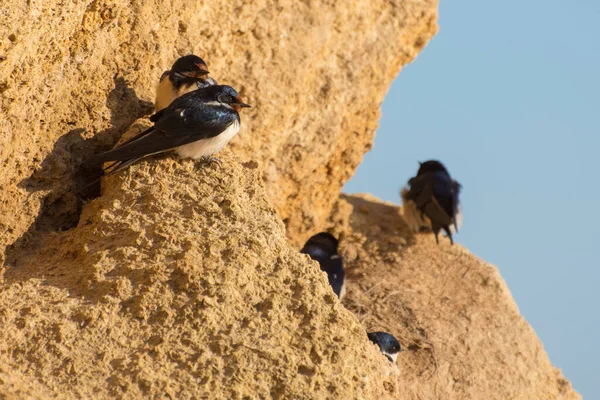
[4,76,153,267]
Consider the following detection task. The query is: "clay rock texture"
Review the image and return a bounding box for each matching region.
[0,0,439,259]
[327,194,580,399]
[0,157,400,399]
[0,0,579,398]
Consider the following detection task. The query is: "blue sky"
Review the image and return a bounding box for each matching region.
[345,0,600,397]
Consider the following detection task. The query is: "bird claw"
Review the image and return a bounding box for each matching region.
[197,156,222,168]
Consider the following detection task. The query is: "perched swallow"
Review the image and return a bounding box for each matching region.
[400,160,462,244]
[154,54,218,112]
[88,85,250,177]
[300,232,345,300]
[367,332,403,363]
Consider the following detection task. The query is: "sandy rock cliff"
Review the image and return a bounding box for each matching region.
[0,0,579,398]
[328,195,579,399]
[1,158,400,398]
[0,0,437,251]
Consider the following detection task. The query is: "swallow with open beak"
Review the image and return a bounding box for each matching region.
[367,332,403,363]
[300,232,346,300]
[154,54,218,112]
[88,85,250,177]
[401,160,462,244]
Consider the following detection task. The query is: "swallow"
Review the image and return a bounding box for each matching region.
[154,54,218,112]
[300,232,345,300]
[88,85,250,177]
[367,332,403,363]
[400,160,462,244]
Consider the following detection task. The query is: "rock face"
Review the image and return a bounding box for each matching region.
[0,157,399,398]
[0,0,579,398]
[327,194,580,400]
[0,0,438,256]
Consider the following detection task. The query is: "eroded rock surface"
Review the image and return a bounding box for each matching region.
[0,0,580,398]
[327,194,580,399]
[0,157,399,398]
[0,0,439,258]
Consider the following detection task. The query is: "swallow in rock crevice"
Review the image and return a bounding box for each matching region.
[300,232,346,300]
[367,331,403,363]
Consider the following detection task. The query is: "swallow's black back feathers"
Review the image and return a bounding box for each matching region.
[405,160,461,244]
[300,232,345,299]
[89,85,241,176]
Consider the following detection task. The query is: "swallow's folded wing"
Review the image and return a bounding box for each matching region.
[155,105,237,141]
[408,176,454,227]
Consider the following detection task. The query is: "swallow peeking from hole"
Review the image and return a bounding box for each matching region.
[367,331,403,363]
[300,232,345,300]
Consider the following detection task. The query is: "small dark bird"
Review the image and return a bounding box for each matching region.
[88,85,249,177]
[300,232,345,300]
[401,160,462,244]
[367,332,403,363]
[155,54,218,112]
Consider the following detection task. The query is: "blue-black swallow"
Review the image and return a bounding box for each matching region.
[300,232,345,300]
[155,54,218,112]
[367,332,403,363]
[89,85,249,177]
[401,160,462,244]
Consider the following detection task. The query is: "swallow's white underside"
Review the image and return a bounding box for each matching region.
[384,351,398,364]
[175,119,240,159]
[338,281,346,301]
[449,207,463,234]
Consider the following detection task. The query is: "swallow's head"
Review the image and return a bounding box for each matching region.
[367,332,403,363]
[215,85,250,111]
[416,160,449,177]
[171,54,210,81]
[302,232,339,255]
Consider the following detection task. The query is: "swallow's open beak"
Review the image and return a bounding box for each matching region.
[233,95,251,108]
